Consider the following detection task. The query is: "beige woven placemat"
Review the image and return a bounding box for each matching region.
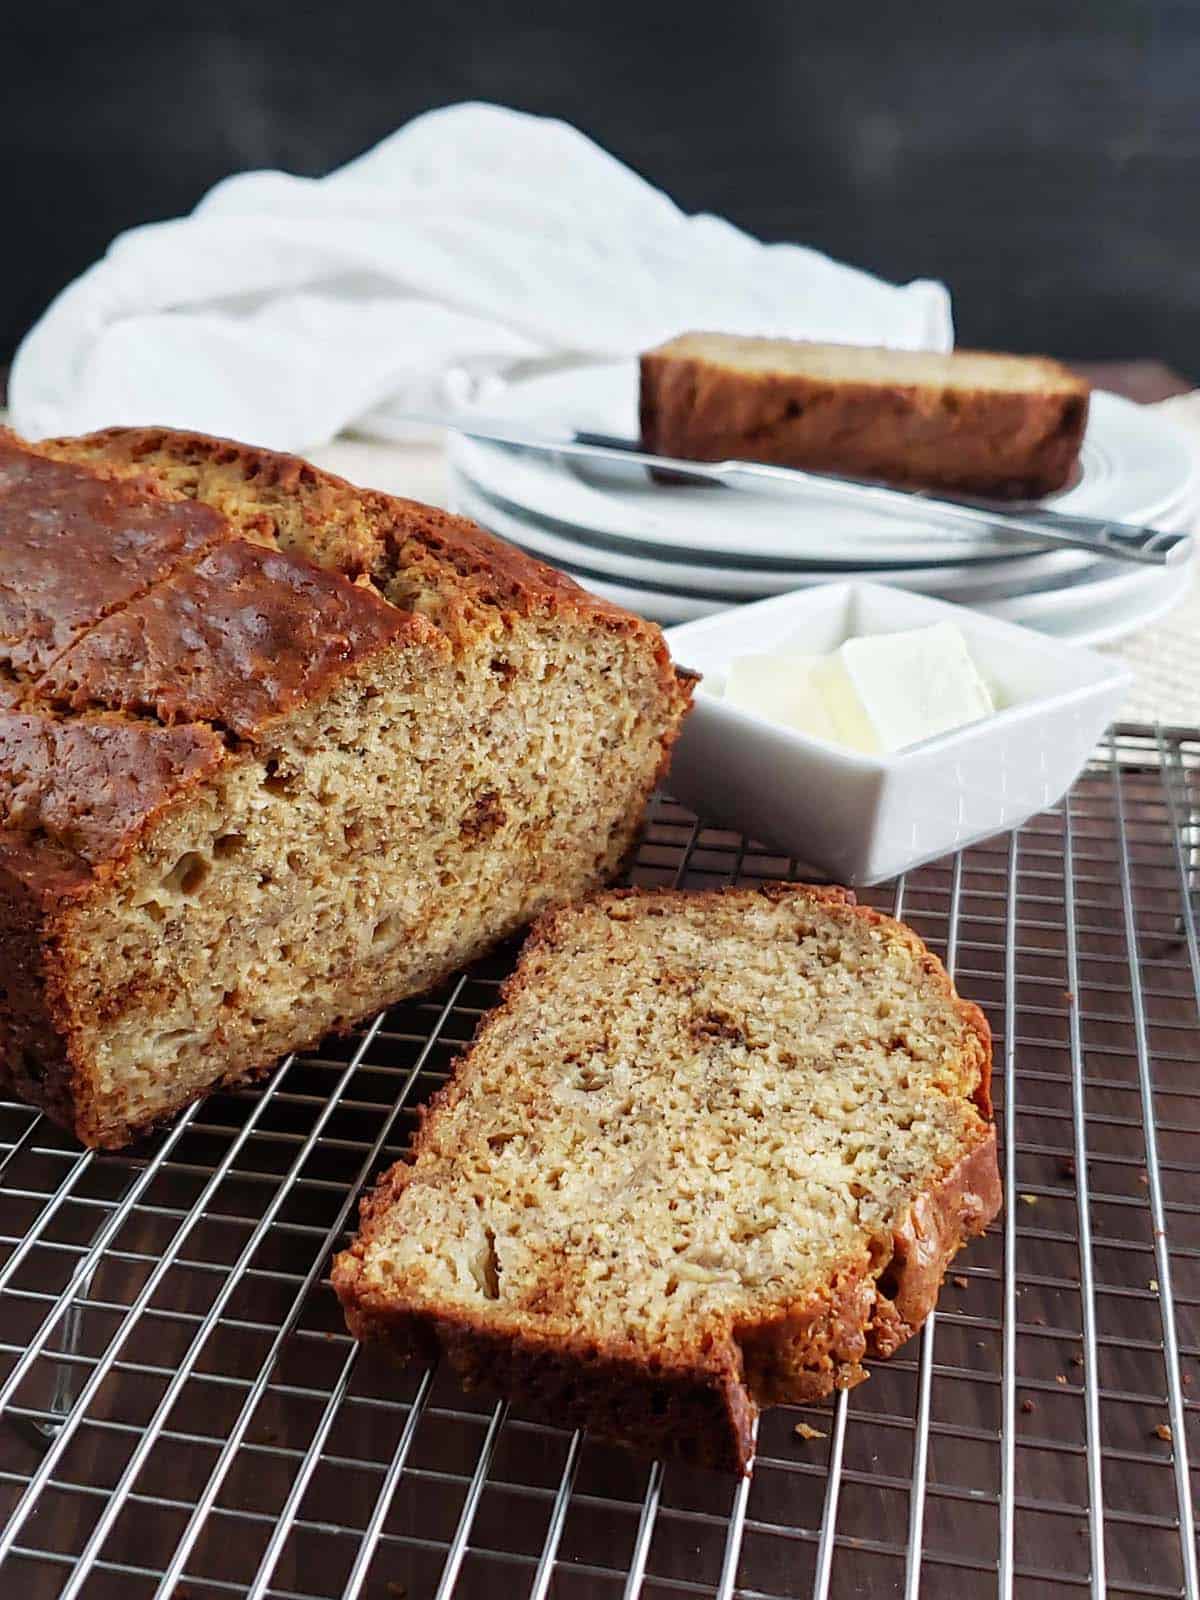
[1097,392,1200,727]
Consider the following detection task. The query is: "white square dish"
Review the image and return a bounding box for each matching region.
[664,583,1133,885]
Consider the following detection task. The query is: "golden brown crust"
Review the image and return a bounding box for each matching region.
[0,424,689,870]
[868,1128,1000,1357]
[50,425,666,631]
[333,883,1001,1473]
[336,1132,998,1473]
[0,426,693,1147]
[39,425,385,577]
[0,705,227,866]
[41,426,692,778]
[0,833,93,1135]
[39,539,440,740]
[640,336,1091,498]
[0,430,231,677]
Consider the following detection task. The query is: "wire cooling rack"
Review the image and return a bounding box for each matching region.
[0,722,1197,1600]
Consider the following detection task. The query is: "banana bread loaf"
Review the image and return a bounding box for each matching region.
[0,428,693,1148]
[333,884,1001,1472]
[640,331,1091,498]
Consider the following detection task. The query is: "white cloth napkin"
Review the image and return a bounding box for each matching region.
[9,103,952,453]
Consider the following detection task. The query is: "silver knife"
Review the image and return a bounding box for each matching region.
[417,413,1192,569]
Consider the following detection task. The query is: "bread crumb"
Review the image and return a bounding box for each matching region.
[1020,1193,1038,1206]
[1069,1355,1084,1368]
[1138,1170,1149,1186]
[1055,1374,1068,1385]
[794,1421,827,1442]
[1060,1159,1076,1179]
[952,1274,969,1289]
[1150,1279,1159,1292]
[1020,1398,1036,1414]
[1154,1423,1172,1443]
[1183,1374,1193,1388]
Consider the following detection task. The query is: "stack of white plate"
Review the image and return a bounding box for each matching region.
[446,362,1199,646]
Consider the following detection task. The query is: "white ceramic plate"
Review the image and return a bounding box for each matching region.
[516,542,1185,644]
[547,571,719,623]
[450,361,1198,565]
[1005,566,1182,647]
[448,468,1097,599]
[453,467,1197,597]
[451,468,1190,643]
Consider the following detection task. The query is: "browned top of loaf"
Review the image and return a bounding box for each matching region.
[643,332,1089,397]
[0,425,682,906]
[37,538,434,741]
[42,426,651,629]
[0,434,230,677]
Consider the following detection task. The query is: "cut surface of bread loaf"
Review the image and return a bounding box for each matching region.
[0,428,693,1148]
[640,331,1090,498]
[334,884,1001,1472]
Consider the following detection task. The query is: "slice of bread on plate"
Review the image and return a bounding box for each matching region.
[334,883,1001,1472]
[640,331,1090,498]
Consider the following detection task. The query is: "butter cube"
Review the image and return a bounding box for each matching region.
[721,623,995,755]
[723,654,839,744]
[814,623,994,753]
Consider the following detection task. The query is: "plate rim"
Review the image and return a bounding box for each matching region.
[549,562,1183,645]
[449,468,1107,599]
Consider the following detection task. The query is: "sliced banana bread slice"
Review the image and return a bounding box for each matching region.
[334,884,1001,1472]
[640,331,1090,497]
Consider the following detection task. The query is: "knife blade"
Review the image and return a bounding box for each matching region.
[407,413,1192,569]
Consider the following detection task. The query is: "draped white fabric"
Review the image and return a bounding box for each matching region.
[10,103,951,451]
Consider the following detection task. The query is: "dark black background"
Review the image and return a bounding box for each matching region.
[3,0,1196,373]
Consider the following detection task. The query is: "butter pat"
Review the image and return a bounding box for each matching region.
[724,653,839,743]
[819,623,994,753]
[722,623,995,754]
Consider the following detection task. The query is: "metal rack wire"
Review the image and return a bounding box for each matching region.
[0,722,1196,1599]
